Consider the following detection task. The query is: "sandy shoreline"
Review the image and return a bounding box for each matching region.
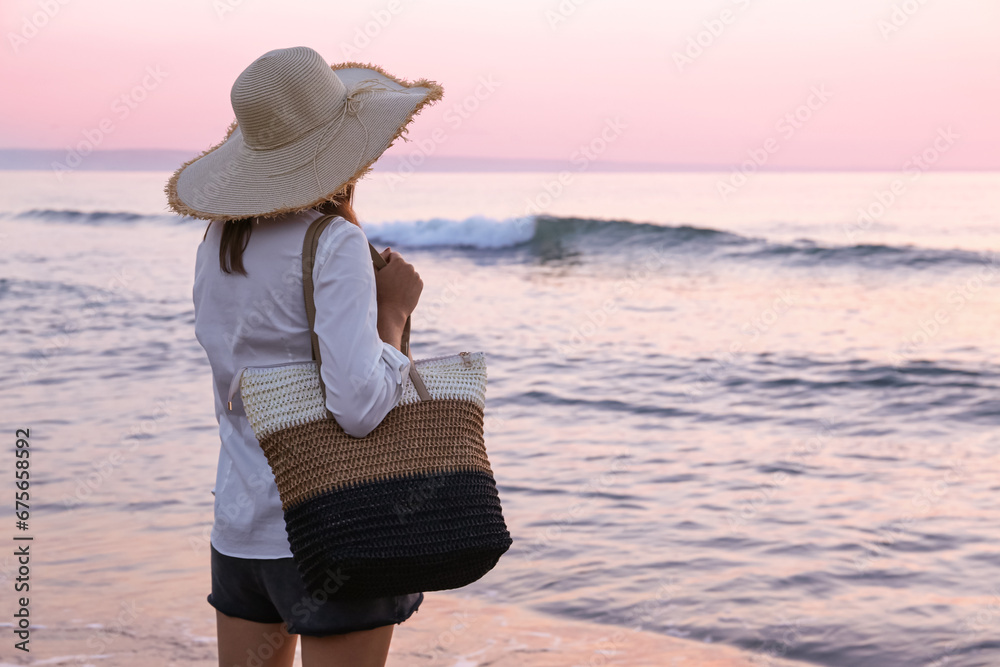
[1,591,805,666]
[388,592,806,667]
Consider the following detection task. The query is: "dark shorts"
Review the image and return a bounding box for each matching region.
[207,543,423,636]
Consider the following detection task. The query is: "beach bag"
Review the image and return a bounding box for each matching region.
[227,213,512,599]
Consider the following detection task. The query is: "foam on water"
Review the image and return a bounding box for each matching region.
[6,208,997,271]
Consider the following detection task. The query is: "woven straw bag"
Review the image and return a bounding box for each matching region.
[227,214,512,599]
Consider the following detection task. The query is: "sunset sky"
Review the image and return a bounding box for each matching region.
[2,0,998,169]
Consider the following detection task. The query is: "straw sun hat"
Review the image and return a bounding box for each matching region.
[165,46,444,222]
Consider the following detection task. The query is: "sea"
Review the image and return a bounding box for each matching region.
[1,169,998,666]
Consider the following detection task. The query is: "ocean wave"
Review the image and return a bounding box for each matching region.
[5,209,178,225]
[366,215,997,269]
[7,209,997,269]
[363,215,536,249]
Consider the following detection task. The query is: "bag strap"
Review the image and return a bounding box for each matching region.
[302,214,431,404]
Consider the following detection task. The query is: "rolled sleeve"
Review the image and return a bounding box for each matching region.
[380,341,412,384]
[311,218,411,438]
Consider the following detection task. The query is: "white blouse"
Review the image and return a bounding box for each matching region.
[193,207,410,559]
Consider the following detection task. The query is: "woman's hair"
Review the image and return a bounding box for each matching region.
[204,188,359,276]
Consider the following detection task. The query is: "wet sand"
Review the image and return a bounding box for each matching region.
[388,592,806,666]
[1,590,805,666]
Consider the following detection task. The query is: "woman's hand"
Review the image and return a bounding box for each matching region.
[374,247,423,351]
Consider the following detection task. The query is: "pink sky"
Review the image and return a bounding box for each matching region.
[1,0,998,169]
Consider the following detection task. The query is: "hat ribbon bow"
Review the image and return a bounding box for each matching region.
[305,79,396,194]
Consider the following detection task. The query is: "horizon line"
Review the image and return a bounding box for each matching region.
[0,148,997,173]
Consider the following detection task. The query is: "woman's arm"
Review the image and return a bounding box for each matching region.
[310,220,414,438]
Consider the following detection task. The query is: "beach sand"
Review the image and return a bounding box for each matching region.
[3,591,804,666]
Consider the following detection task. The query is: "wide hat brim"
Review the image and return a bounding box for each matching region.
[165,61,443,222]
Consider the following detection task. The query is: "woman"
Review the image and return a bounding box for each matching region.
[165,46,444,666]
